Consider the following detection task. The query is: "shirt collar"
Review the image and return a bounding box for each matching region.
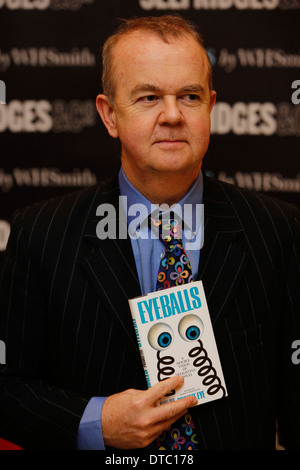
[118,166,204,237]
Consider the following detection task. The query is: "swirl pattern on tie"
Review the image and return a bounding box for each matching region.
[149,215,193,291]
[153,412,198,450]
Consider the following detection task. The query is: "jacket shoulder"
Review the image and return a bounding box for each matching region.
[205,175,299,216]
[6,177,120,259]
[11,177,119,227]
[204,175,300,239]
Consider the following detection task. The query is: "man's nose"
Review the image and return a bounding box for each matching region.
[158,96,183,126]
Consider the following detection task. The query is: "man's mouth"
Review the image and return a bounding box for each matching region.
[154,139,186,146]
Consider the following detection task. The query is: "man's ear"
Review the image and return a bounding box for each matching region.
[96,94,119,138]
[209,90,217,113]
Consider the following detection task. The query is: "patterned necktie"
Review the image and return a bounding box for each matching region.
[149,212,199,450]
[153,213,193,291]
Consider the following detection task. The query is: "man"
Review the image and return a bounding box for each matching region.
[0,15,300,450]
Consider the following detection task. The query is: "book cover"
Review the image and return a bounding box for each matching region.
[128,281,227,406]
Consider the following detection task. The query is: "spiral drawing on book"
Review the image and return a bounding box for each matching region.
[152,316,226,399]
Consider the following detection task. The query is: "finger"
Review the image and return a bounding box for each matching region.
[152,394,197,425]
[145,376,184,405]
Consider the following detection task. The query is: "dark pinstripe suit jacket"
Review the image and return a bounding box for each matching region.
[0,174,300,450]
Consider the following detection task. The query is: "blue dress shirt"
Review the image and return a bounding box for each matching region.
[77,167,204,450]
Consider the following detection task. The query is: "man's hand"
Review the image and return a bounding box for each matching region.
[101,376,197,449]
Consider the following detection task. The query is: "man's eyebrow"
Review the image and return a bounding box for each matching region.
[129,83,205,100]
[130,83,161,99]
[178,85,205,94]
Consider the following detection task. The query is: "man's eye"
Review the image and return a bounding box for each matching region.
[185,94,199,101]
[140,95,158,103]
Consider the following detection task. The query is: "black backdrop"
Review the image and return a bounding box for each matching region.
[1,0,300,271]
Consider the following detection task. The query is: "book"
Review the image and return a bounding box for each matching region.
[128,281,228,406]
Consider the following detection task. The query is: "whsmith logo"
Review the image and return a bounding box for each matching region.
[0,168,97,193]
[139,0,300,9]
[0,0,94,10]
[217,171,300,194]
[218,48,300,73]
[0,47,95,72]
[0,99,97,133]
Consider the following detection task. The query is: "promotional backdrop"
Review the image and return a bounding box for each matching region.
[1,0,300,272]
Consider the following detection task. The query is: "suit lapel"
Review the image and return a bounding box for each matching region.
[198,176,249,327]
[82,182,142,360]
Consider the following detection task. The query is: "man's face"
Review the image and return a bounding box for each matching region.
[98,31,216,188]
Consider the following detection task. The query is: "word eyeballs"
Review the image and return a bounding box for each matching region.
[147,314,204,351]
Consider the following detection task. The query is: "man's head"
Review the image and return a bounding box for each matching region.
[101,15,213,105]
[96,15,216,205]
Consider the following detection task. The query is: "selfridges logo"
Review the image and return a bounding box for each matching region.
[218,48,300,73]
[0,0,94,10]
[0,99,97,133]
[0,47,95,72]
[211,101,300,136]
[139,0,300,9]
